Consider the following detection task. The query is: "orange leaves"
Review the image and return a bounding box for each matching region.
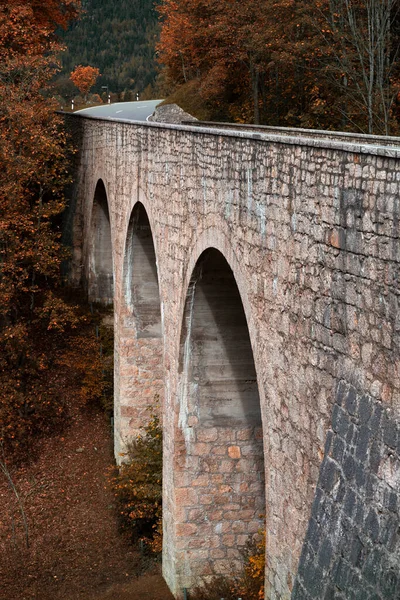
[157,0,303,122]
[0,0,75,327]
[0,0,80,35]
[0,0,103,461]
[56,329,105,405]
[0,297,109,458]
[241,530,266,599]
[37,292,82,332]
[157,0,400,130]
[0,1,80,64]
[70,65,100,98]
[110,406,162,552]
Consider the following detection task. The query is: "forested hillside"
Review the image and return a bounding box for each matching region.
[157,0,400,134]
[0,0,104,460]
[57,0,159,97]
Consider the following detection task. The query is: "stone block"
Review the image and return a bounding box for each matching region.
[175,487,198,506]
[228,445,241,459]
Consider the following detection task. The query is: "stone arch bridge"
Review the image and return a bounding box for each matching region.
[66,114,400,600]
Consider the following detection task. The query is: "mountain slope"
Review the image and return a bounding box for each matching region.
[58,0,159,95]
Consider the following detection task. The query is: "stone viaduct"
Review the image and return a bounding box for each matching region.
[66,113,400,600]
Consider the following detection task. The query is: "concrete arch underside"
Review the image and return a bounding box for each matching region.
[70,115,400,600]
[115,200,164,452]
[87,178,114,304]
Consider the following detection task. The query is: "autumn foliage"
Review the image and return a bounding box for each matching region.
[70,64,101,100]
[157,0,400,133]
[111,409,162,554]
[0,0,112,459]
[189,531,266,600]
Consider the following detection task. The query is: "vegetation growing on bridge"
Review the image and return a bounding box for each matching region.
[110,403,266,597]
[189,533,266,600]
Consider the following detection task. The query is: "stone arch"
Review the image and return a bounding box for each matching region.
[171,246,265,589]
[88,179,113,304]
[116,201,164,452]
[178,226,259,373]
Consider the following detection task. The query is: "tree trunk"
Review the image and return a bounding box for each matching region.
[251,61,260,125]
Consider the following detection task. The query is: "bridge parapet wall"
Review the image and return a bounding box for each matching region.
[184,120,400,147]
[67,114,400,599]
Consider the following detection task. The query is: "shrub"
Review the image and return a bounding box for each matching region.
[189,530,266,600]
[238,531,266,600]
[111,406,162,553]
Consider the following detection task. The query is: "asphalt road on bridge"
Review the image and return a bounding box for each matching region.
[75,100,163,121]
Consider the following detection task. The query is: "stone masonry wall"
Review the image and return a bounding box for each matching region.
[293,381,400,600]
[66,114,400,599]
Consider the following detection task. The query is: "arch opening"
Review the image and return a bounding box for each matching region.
[124,202,161,338]
[115,201,164,455]
[175,248,265,585]
[88,179,113,305]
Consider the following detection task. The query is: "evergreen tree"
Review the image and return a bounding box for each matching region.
[57,0,160,96]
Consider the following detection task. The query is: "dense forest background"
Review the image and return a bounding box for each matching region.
[55,0,160,99]
[157,0,400,134]
[54,0,400,134]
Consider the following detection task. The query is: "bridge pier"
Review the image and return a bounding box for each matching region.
[114,202,164,456]
[163,249,265,592]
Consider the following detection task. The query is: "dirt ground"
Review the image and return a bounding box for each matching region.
[0,407,174,600]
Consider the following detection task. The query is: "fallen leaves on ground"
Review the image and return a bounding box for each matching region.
[0,407,174,600]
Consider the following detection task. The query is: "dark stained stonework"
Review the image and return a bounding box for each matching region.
[293,381,400,600]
